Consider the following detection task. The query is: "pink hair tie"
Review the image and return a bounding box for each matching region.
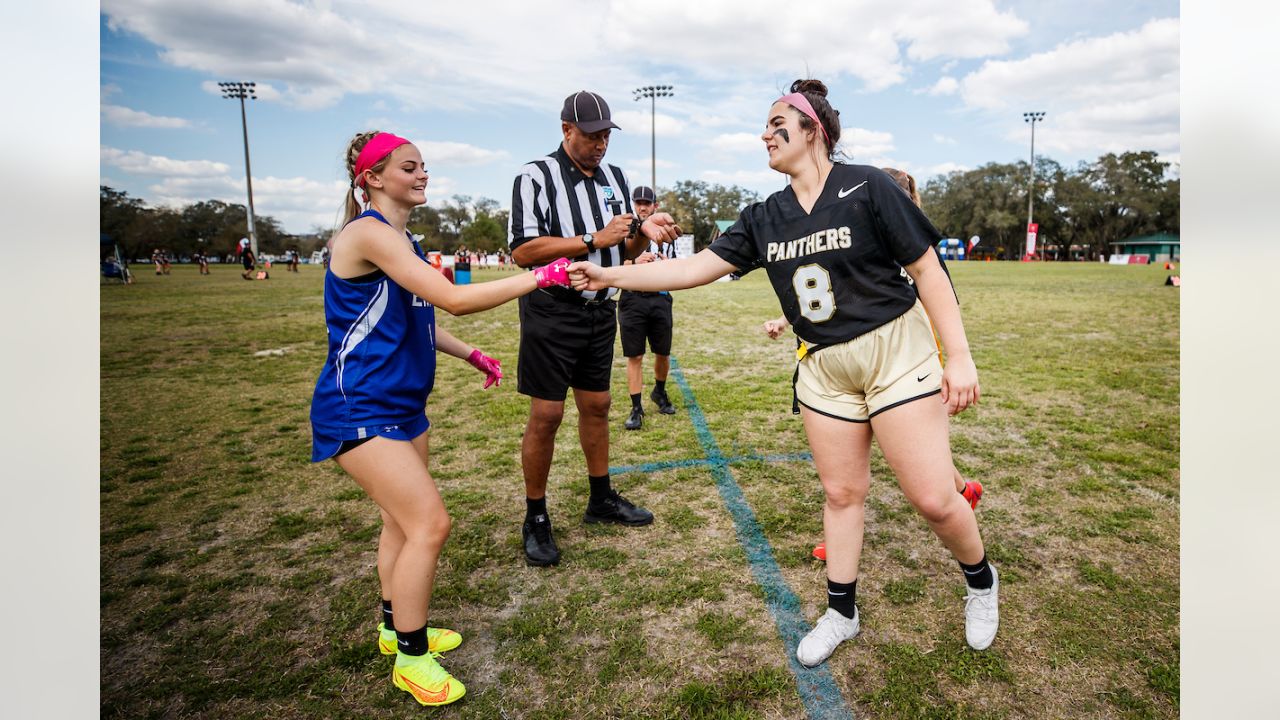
[777,92,831,148]
[353,132,411,188]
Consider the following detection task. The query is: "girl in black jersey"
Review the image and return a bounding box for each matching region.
[570,79,999,667]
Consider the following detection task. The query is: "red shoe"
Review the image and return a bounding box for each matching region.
[812,543,826,561]
[961,480,984,510]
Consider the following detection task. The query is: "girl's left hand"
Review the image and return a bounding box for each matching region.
[466,349,503,389]
[940,353,980,415]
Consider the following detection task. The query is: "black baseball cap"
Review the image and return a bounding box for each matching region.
[561,90,621,133]
[632,186,656,203]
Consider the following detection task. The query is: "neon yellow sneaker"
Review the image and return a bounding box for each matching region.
[392,652,466,706]
[378,623,462,655]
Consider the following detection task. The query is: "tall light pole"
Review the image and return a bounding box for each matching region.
[1023,111,1046,259]
[220,81,259,260]
[633,84,673,197]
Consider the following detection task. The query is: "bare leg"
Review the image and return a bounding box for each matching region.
[653,354,670,383]
[871,398,984,564]
[626,356,644,395]
[801,407,874,583]
[521,398,564,499]
[338,433,451,632]
[573,389,611,476]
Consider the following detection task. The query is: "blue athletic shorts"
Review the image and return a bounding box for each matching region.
[310,413,430,462]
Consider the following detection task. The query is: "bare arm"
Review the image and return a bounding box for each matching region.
[569,248,736,293]
[352,221,540,316]
[903,249,979,415]
[434,326,473,360]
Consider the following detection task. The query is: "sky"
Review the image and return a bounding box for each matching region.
[99,0,1180,235]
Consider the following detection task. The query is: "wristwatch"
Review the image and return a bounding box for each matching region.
[582,232,596,252]
[629,218,643,237]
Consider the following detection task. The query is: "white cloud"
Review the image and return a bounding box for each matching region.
[102,83,122,98]
[101,146,228,176]
[611,110,684,137]
[933,134,958,145]
[709,132,765,157]
[959,18,1179,156]
[413,141,509,168]
[103,0,1029,112]
[148,173,352,232]
[837,128,897,159]
[927,77,960,96]
[701,168,785,187]
[101,104,191,128]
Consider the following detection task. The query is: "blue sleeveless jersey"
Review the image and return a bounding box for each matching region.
[310,210,437,461]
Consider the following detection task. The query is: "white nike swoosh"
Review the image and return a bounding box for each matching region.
[837,181,868,198]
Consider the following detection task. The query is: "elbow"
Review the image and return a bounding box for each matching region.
[512,245,535,268]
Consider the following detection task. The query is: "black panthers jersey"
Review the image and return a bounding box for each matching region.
[709,164,947,347]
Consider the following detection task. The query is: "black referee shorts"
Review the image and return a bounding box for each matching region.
[618,291,673,358]
[517,289,617,400]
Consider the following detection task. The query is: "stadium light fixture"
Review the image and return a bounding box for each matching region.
[220,81,260,260]
[633,84,674,200]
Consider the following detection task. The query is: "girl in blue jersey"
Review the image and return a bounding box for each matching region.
[313,130,572,706]
[569,80,999,668]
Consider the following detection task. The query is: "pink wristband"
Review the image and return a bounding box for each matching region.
[533,257,571,288]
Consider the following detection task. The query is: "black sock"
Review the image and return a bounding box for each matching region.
[588,474,612,503]
[654,380,666,395]
[827,578,857,619]
[526,496,547,521]
[630,393,642,410]
[381,599,394,631]
[959,554,994,590]
[396,625,428,656]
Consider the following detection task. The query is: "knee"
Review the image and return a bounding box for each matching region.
[912,492,959,525]
[579,396,611,421]
[527,407,564,435]
[822,480,867,511]
[407,512,451,549]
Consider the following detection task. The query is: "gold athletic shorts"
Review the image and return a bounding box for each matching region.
[795,300,943,422]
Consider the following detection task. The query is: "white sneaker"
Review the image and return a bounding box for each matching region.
[796,607,860,667]
[963,565,999,650]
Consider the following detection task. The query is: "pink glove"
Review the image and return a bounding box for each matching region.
[533,257,572,288]
[466,349,503,389]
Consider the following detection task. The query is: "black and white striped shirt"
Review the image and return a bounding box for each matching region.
[508,144,634,301]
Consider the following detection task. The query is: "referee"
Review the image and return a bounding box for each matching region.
[618,186,678,430]
[508,90,681,566]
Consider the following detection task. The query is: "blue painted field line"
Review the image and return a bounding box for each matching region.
[610,451,814,476]
[663,357,852,720]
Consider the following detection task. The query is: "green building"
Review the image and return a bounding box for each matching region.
[1110,233,1180,263]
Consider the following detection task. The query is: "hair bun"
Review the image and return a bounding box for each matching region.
[790,79,829,97]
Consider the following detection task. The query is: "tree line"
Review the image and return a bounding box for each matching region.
[102,150,1176,263]
[920,151,1179,260]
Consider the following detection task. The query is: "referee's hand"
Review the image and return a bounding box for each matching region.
[598,214,635,248]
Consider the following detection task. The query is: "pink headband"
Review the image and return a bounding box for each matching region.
[354,132,412,188]
[776,92,831,148]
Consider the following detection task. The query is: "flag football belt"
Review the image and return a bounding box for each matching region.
[791,338,828,415]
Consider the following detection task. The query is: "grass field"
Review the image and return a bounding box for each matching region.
[100,260,1179,719]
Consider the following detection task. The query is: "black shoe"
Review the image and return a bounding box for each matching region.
[584,491,654,526]
[624,406,644,430]
[651,388,676,414]
[522,514,560,566]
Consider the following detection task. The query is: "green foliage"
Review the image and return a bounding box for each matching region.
[657,180,761,249]
[920,151,1179,260]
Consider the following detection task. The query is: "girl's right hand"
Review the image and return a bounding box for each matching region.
[567,261,608,292]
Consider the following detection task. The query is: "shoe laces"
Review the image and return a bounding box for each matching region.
[810,610,856,644]
[963,589,997,620]
[529,516,553,543]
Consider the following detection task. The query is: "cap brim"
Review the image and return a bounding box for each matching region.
[574,119,621,133]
